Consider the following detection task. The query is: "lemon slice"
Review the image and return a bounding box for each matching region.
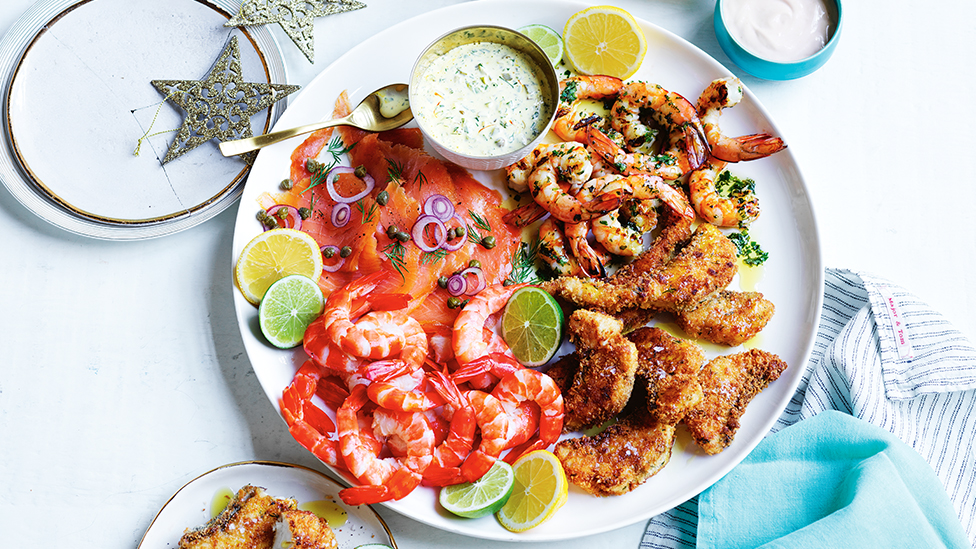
[235,228,323,306]
[496,450,568,532]
[563,5,647,79]
[439,460,515,519]
[518,24,564,66]
[258,274,324,349]
[501,286,564,367]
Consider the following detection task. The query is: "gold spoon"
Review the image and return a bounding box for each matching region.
[218,83,412,157]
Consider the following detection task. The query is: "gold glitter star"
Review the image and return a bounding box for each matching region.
[151,36,299,164]
[225,0,366,63]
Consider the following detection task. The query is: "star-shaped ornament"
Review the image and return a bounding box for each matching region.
[151,36,299,164]
[225,0,366,63]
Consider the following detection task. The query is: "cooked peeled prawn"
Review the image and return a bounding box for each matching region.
[538,218,585,277]
[605,82,709,178]
[280,360,341,467]
[697,77,786,162]
[564,220,610,278]
[491,368,565,462]
[321,271,408,359]
[552,75,624,143]
[337,384,435,504]
[459,389,513,482]
[579,162,696,221]
[528,143,625,223]
[591,198,659,257]
[452,282,528,365]
[364,360,442,412]
[422,369,478,486]
[689,157,760,227]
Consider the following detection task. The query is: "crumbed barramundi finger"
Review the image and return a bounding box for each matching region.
[555,407,676,497]
[675,289,775,346]
[683,349,787,455]
[562,309,640,431]
[628,327,705,425]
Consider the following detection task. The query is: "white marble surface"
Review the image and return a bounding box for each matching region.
[2,0,975,547]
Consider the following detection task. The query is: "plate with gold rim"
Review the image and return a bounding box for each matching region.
[136,461,397,549]
[231,0,823,541]
[0,0,289,240]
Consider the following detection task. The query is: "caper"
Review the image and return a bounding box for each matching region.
[454,226,466,239]
[298,207,312,220]
[438,276,449,289]
[280,178,293,190]
[468,259,481,269]
[386,224,399,238]
[306,158,323,173]
[503,279,513,286]
[277,209,289,220]
[256,210,269,221]
[322,247,336,258]
[395,231,411,242]
[481,235,497,249]
[354,165,367,178]
[339,246,352,258]
[447,297,462,309]
[264,217,279,229]
[376,190,389,206]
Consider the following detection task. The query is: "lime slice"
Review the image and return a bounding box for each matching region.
[518,24,564,66]
[439,460,515,519]
[501,286,564,367]
[235,228,323,306]
[258,274,324,349]
[496,450,568,532]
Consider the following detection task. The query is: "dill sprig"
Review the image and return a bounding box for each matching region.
[414,170,428,191]
[382,240,408,281]
[504,240,542,285]
[466,210,492,244]
[420,248,448,266]
[354,198,378,224]
[387,159,405,184]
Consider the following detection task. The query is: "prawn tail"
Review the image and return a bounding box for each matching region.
[338,484,391,506]
[716,133,787,162]
[423,465,466,487]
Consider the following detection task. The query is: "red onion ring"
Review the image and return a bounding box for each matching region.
[320,245,346,273]
[265,204,302,231]
[440,214,466,252]
[446,274,466,296]
[412,214,447,253]
[326,166,374,203]
[331,203,351,228]
[461,266,486,295]
[423,194,455,222]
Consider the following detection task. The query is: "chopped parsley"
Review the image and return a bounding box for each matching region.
[728,230,769,267]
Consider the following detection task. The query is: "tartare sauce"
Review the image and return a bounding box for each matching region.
[413,42,552,157]
[724,0,836,62]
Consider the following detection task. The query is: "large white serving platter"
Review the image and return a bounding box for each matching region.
[136,461,397,549]
[231,0,823,541]
[0,0,289,240]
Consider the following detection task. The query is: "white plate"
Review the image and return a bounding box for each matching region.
[136,461,397,549]
[0,0,289,240]
[231,0,823,541]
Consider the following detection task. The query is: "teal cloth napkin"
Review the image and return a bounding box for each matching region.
[696,410,970,548]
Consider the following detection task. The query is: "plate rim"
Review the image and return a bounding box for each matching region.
[135,459,399,549]
[0,0,289,240]
[231,0,825,540]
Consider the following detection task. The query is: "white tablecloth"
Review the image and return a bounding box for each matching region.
[3,1,976,548]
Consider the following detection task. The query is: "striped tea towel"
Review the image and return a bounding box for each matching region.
[640,268,976,548]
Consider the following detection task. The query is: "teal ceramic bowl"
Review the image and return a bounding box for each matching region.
[714,0,843,80]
